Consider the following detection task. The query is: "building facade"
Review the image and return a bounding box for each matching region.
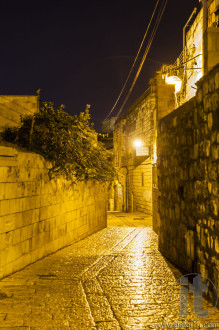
[112,1,219,235]
[113,74,175,221]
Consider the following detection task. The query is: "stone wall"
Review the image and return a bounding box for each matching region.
[186,8,203,99]
[0,147,107,279]
[0,95,38,132]
[113,88,156,214]
[125,88,155,214]
[204,27,219,73]
[157,65,219,297]
[208,0,219,28]
[113,117,127,211]
[152,164,159,233]
[150,73,175,232]
[113,73,175,217]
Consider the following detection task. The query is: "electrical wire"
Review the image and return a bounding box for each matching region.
[116,0,168,119]
[105,0,160,120]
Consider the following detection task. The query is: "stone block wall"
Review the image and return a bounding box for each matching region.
[186,8,203,99]
[152,165,160,233]
[127,160,152,214]
[0,147,107,279]
[0,95,38,132]
[157,64,219,297]
[113,88,156,214]
[204,27,219,74]
[113,117,127,211]
[125,88,155,214]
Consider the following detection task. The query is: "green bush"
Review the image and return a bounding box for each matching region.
[2,102,115,183]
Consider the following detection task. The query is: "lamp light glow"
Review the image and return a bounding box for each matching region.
[165,75,182,93]
[134,140,142,148]
[154,141,157,163]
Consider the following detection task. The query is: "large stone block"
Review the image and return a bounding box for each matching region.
[199,140,211,157]
[3,214,16,232]
[0,200,10,216]
[212,144,219,160]
[211,91,219,112]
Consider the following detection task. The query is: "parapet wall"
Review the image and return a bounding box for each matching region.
[0,95,38,132]
[0,147,107,279]
[157,64,219,297]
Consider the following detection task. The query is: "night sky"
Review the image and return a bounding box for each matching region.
[0,0,200,130]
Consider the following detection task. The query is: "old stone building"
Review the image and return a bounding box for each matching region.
[113,0,219,218]
[113,74,175,219]
[114,87,156,214]
[113,0,219,299]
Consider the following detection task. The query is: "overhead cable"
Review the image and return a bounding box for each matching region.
[105,0,160,120]
[116,0,168,119]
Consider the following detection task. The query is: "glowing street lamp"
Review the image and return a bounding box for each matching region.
[153,141,157,164]
[134,140,142,148]
[165,75,182,93]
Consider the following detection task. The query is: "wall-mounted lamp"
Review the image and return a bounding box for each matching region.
[134,140,142,148]
[165,75,182,93]
[153,141,157,164]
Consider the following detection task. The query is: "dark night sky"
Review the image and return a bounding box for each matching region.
[0,0,200,130]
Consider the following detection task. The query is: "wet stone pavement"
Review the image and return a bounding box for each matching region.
[0,212,218,329]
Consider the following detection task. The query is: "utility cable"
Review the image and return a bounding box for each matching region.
[105,0,160,119]
[116,0,168,119]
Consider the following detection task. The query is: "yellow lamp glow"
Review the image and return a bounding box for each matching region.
[134,140,142,148]
[165,75,182,93]
[153,141,157,163]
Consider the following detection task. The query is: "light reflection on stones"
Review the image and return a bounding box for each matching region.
[0,212,218,329]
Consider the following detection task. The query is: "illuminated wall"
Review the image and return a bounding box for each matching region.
[113,117,127,211]
[0,95,39,132]
[125,88,156,214]
[204,0,219,73]
[208,0,219,27]
[0,148,107,279]
[157,64,219,297]
[113,73,175,217]
[185,9,203,100]
[113,87,156,214]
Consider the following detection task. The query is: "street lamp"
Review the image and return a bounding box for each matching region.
[165,75,182,93]
[134,140,142,148]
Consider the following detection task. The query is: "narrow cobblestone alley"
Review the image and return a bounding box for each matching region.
[0,212,218,329]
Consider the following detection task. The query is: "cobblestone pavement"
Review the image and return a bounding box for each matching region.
[0,212,218,329]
